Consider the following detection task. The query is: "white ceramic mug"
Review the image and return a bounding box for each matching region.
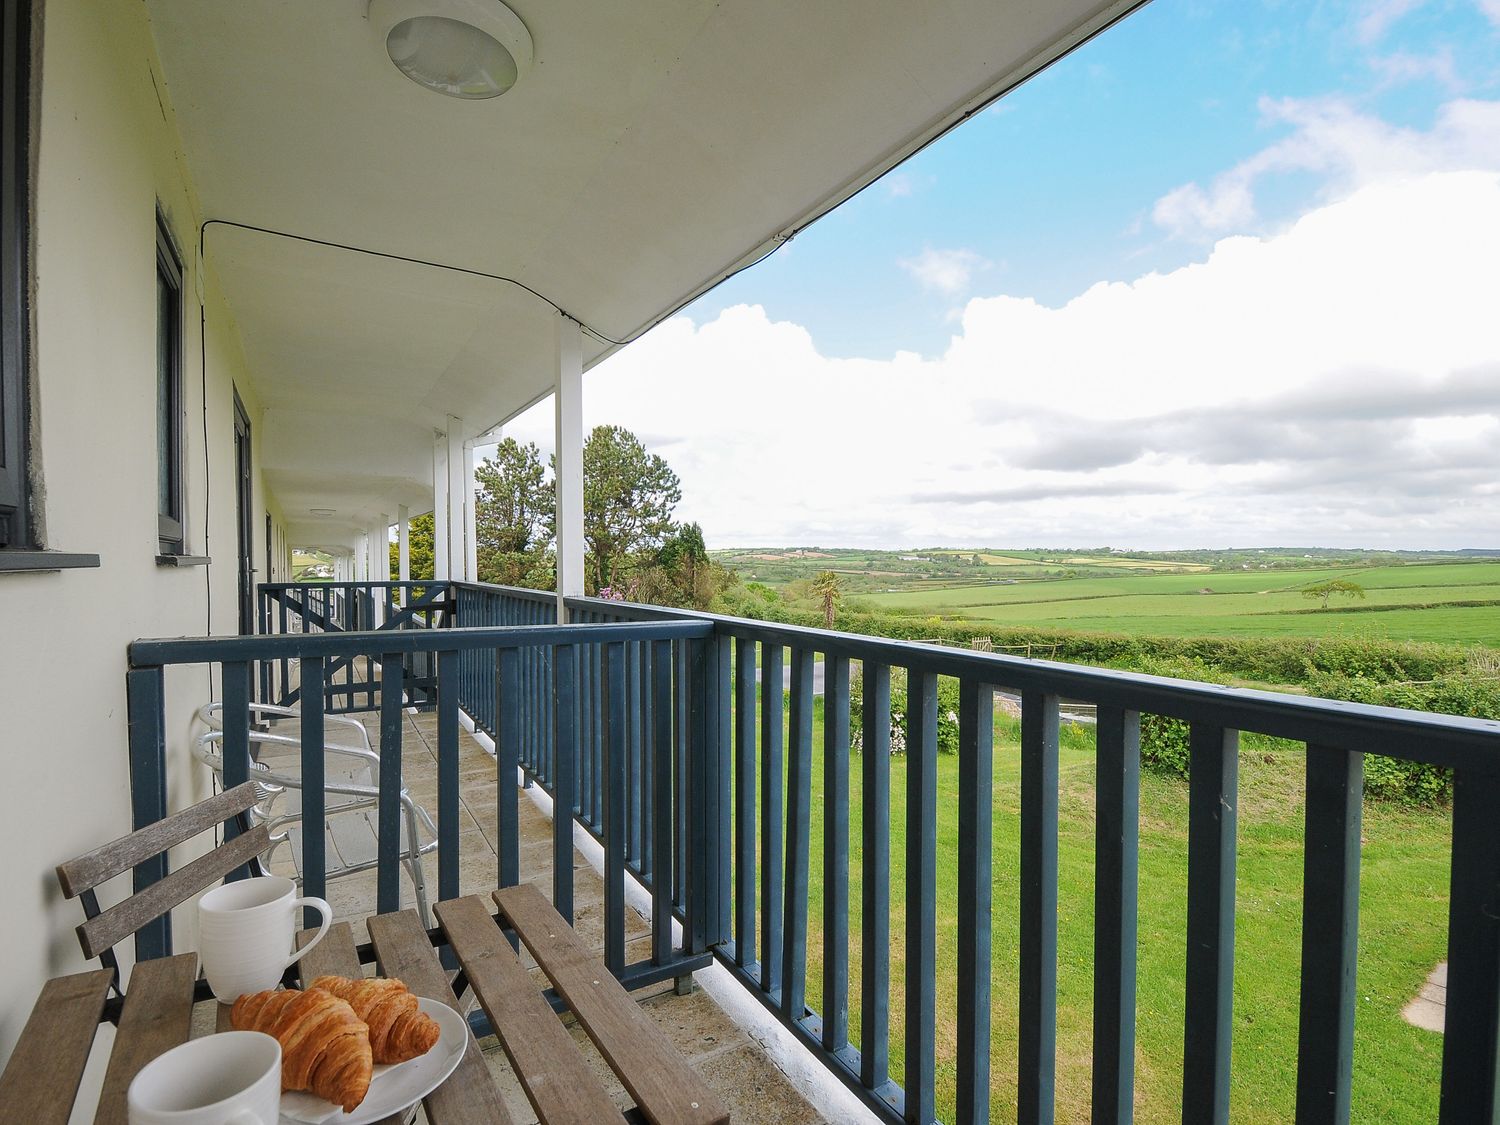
[127,1031,281,1125]
[198,874,332,1002]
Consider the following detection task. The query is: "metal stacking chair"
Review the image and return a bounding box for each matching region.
[194,701,438,927]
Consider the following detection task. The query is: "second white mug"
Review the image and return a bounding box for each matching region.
[127,1031,281,1125]
[198,874,331,1003]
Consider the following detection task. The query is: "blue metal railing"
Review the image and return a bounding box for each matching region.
[221,580,1500,1123]
[256,581,452,711]
[514,588,1500,1125]
[125,615,720,1005]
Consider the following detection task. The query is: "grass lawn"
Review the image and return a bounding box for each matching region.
[732,699,1452,1122]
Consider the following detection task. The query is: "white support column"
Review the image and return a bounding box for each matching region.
[446,416,465,586]
[465,441,479,582]
[553,313,585,619]
[433,433,449,581]
[397,504,410,606]
[369,518,389,625]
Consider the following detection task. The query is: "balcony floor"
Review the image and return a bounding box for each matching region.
[253,708,827,1124]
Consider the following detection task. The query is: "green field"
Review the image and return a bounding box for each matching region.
[853,562,1500,647]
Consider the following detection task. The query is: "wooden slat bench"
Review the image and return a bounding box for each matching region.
[487,885,728,1125]
[307,887,730,1125]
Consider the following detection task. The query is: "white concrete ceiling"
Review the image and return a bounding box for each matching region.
[145,0,1142,544]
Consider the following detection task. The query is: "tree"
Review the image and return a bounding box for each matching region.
[632,521,735,610]
[579,425,682,593]
[388,512,435,580]
[1302,579,1366,610]
[811,570,842,629]
[474,438,552,588]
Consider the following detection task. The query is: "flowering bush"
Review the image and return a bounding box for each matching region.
[849,671,960,754]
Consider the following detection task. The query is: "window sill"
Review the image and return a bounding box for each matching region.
[156,554,211,568]
[0,550,102,573]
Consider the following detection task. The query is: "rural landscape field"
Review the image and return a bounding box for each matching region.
[715,547,1500,648]
[712,544,1496,1120]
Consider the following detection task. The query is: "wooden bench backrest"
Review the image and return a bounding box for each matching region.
[55,782,269,961]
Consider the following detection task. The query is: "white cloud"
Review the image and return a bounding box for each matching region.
[499,168,1500,550]
[1152,96,1500,239]
[1356,0,1428,44]
[1481,0,1500,27]
[899,246,987,295]
[1369,48,1462,92]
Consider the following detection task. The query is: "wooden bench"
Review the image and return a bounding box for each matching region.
[295,886,730,1125]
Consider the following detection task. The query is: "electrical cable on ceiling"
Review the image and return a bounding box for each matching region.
[199,218,633,345]
[197,218,789,354]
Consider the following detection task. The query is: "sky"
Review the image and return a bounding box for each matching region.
[496,0,1500,551]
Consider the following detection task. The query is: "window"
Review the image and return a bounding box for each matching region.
[156,214,183,554]
[0,0,31,549]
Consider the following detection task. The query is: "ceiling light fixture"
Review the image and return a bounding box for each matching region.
[310,508,338,517]
[368,0,533,100]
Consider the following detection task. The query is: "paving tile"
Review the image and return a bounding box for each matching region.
[1403,961,1449,1034]
[691,1042,827,1125]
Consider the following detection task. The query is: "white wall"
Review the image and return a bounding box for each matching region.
[0,0,287,1063]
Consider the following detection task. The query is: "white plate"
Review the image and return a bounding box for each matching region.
[279,998,469,1125]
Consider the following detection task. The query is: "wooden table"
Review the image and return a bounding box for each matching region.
[0,884,728,1125]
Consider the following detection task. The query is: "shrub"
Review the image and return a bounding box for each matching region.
[1300,671,1500,804]
[1125,656,1231,777]
[1139,713,1192,777]
[849,670,961,754]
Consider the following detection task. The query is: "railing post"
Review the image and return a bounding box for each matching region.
[497,647,521,890]
[437,649,461,905]
[860,661,892,1094]
[553,644,577,924]
[222,660,254,881]
[760,641,785,996]
[1019,689,1060,1125]
[1183,723,1239,1125]
[781,647,815,1024]
[1093,706,1140,1125]
[957,676,994,1124]
[604,642,628,975]
[734,636,757,969]
[905,668,939,1125]
[1296,744,1362,1125]
[376,652,405,916]
[823,653,852,1054]
[712,629,732,947]
[685,636,711,954]
[299,657,327,928]
[651,639,676,968]
[126,665,170,960]
[1440,766,1500,1123]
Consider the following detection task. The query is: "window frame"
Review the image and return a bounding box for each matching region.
[0,0,31,550]
[155,211,185,555]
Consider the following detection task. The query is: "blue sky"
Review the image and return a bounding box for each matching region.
[690,0,1500,359]
[505,0,1500,549]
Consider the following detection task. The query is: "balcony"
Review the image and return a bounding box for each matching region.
[118,578,1500,1123]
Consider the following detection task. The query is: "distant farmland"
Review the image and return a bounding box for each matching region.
[714,549,1500,648]
[859,561,1500,646]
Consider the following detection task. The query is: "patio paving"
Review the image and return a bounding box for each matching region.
[252,706,826,1123]
[1402,961,1447,1034]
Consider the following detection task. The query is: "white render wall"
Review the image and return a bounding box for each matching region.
[0,1,287,1063]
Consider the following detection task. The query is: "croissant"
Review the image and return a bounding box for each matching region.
[230,987,373,1112]
[308,975,441,1064]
